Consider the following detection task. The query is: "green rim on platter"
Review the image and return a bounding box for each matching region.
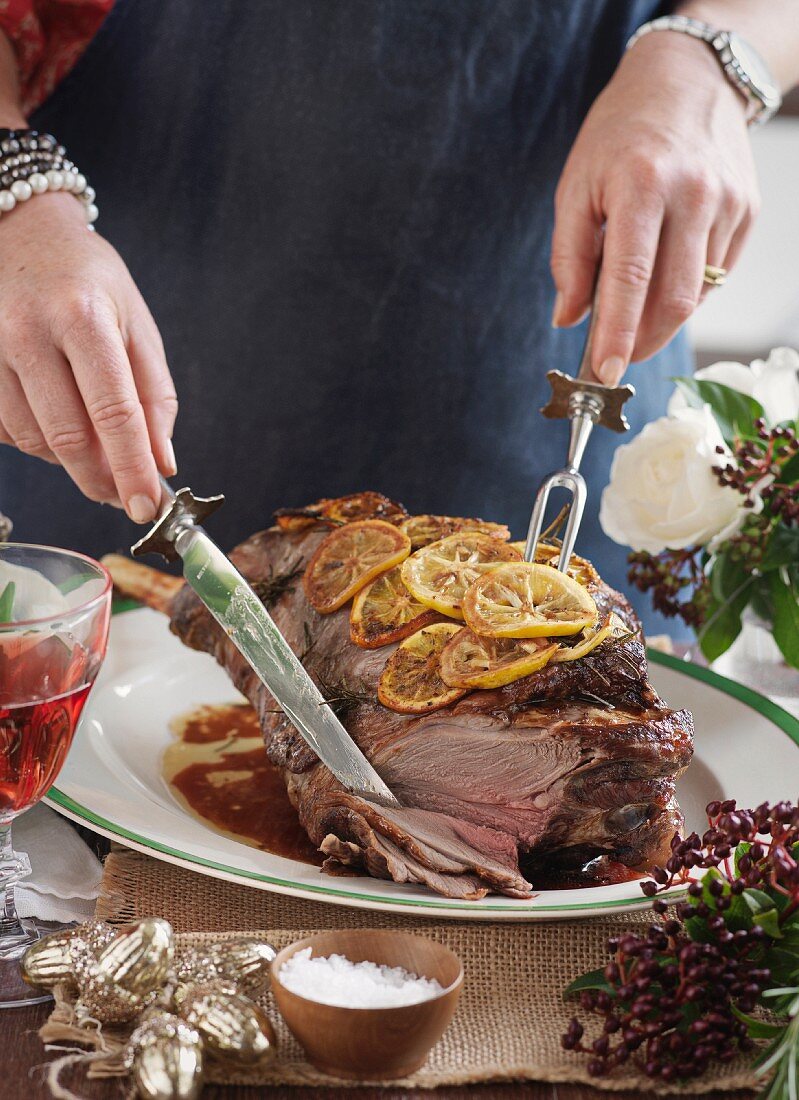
[46,604,799,914]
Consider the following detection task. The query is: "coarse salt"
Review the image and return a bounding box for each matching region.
[278,948,444,1008]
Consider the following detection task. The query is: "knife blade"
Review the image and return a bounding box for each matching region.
[131,479,399,806]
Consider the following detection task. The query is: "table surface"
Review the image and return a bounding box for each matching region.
[1,730,761,1099]
[0,999,757,1099]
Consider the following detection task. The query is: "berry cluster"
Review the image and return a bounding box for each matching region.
[563,800,799,1085]
[643,798,799,898]
[627,548,708,627]
[627,418,797,633]
[712,419,799,525]
[562,920,763,1081]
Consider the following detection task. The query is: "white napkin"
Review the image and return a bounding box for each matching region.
[12,803,103,924]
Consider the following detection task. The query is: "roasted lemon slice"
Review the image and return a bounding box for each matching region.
[508,541,599,588]
[378,622,466,713]
[440,628,558,689]
[321,492,408,526]
[303,520,411,614]
[276,492,407,531]
[350,565,441,649]
[462,562,597,638]
[400,514,510,549]
[400,533,521,621]
[552,611,629,663]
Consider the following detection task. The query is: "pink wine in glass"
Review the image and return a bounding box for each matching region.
[0,543,111,1009]
[0,680,95,818]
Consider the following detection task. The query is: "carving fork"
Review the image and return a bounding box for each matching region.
[523,289,636,570]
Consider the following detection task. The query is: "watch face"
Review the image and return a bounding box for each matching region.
[727,31,781,104]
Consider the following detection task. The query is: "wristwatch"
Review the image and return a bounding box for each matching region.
[626,14,782,125]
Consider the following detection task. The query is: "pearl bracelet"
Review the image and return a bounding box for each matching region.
[0,130,98,227]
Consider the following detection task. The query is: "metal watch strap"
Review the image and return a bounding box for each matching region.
[626,15,782,126]
[627,14,716,50]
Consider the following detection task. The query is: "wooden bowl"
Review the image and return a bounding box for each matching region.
[271,929,463,1080]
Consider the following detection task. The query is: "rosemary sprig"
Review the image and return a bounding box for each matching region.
[316,677,372,721]
[251,563,303,608]
[539,505,570,545]
[578,691,616,710]
[299,621,316,664]
[755,989,799,1100]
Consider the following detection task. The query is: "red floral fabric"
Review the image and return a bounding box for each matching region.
[0,0,113,116]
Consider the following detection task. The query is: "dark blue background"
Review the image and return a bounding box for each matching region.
[1,0,685,632]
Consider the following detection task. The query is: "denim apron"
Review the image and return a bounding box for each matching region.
[3,0,686,629]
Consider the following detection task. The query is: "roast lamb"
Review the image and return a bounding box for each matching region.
[110,494,694,900]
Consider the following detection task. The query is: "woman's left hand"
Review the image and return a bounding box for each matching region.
[551,29,760,385]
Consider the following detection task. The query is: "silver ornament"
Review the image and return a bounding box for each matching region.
[174,980,276,1067]
[174,939,276,998]
[73,919,173,1024]
[21,930,77,990]
[21,920,116,990]
[209,939,276,998]
[125,1009,204,1100]
[73,951,150,1025]
[172,946,218,987]
[96,918,174,996]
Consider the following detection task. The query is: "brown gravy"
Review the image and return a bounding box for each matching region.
[163,703,321,865]
[163,703,645,890]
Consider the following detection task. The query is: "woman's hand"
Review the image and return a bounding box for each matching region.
[551,30,760,384]
[0,192,177,521]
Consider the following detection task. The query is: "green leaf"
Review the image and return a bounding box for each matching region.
[731,1004,787,1039]
[57,573,91,596]
[781,450,799,485]
[734,842,752,875]
[684,869,738,941]
[698,568,753,662]
[755,908,784,939]
[749,577,775,622]
[744,887,778,914]
[0,581,15,622]
[770,571,799,669]
[764,947,799,988]
[673,378,764,444]
[762,528,799,571]
[711,554,749,602]
[753,1028,791,1070]
[564,967,611,998]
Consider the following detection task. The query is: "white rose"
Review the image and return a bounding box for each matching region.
[599,406,743,554]
[668,346,799,426]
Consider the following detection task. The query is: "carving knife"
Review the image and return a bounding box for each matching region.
[131,477,399,806]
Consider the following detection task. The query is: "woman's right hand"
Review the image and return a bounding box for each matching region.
[0,191,177,522]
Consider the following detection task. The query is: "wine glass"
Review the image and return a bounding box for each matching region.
[0,544,111,1007]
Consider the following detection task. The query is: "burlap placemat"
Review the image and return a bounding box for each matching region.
[45,848,758,1093]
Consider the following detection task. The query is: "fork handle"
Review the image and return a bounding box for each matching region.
[575,271,603,385]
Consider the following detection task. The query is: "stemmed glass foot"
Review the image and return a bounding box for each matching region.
[0,834,62,1007]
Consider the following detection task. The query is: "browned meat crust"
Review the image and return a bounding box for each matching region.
[168,503,693,900]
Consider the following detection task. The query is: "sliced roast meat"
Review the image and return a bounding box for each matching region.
[167,498,693,899]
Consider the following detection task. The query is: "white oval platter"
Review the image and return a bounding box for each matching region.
[46,607,799,921]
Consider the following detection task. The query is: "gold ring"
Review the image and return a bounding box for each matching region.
[703,264,728,287]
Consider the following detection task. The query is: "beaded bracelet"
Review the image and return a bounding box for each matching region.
[0,129,98,227]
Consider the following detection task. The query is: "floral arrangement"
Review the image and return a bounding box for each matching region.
[563,799,799,1097]
[600,348,799,667]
